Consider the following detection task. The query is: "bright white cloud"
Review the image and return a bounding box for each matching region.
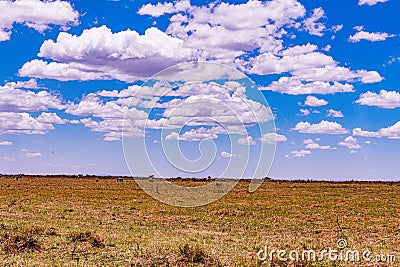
[293,120,349,134]
[237,136,256,146]
[0,79,63,112]
[349,30,395,42]
[291,150,311,158]
[0,0,79,42]
[220,151,237,158]
[356,90,400,109]
[20,26,196,81]
[292,66,383,83]
[80,117,144,141]
[260,77,355,95]
[358,0,388,6]
[165,128,217,141]
[0,112,65,135]
[0,141,12,146]
[299,109,311,116]
[353,121,400,139]
[304,95,328,107]
[338,136,361,149]
[259,133,287,144]
[303,7,326,37]
[327,109,344,118]
[303,138,336,150]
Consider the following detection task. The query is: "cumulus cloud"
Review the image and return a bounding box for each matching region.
[237,136,256,146]
[299,109,311,116]
[0,0,79,42]
[165,127,217,141]
[304,95,328,107]
[20,26,196,81]
[338,136,361,149]
[293,120,348,134]
[259,133,287,144]
[0,79,63,112]
[303,138,336,150]
[327,109,344,118]
[353,121,400,139]
[291,150,311,158]
[358,0,388,6]
[356,90,400,109]
[349,27,395,42]
[0,112,65,135]
[303,7,326,37]
[220,151,237,158]
[0,141,12,146]
[292,66,383,84]
[260,77,355,95]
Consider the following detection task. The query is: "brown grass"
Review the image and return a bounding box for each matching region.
[0,177,398,266]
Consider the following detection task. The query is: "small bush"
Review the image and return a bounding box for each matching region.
[69,231,105,248]
[178,244,207,264]
[1,228,42,253]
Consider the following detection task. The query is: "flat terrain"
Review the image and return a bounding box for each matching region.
[0,177,399,266]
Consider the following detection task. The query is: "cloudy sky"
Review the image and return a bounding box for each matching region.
[0,0,399,180]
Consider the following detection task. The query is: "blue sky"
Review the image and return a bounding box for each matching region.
[0,0,400,180]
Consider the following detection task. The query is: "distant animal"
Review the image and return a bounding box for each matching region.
[116,178,124,182]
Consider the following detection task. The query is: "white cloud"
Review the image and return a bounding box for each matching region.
[291,150,311,158]
[303,7,326,37]
[292,66,383,83]
[293,120,349,134]
[0,112,65,135]
[3,156,16,162]
[358,0,388,6]
[220,151,237,158]
[237,136,256,146]
[260,77,355,95]
[80,117,144,141]
[0,0,79,42]
[303,138,336,150]
[0,80,63,112]
[356,90,400,109]
[322,45,331,52]
[299,109,311,116]
[327,109,344,118]
[37,112,67,124]
[338,136,361,149]
[0,141,12,146]
[20,26,196,81]
[349,30,395,43]
[247,51,334,75]
[304,95,328,107]
[259,133,287,144]
[165,127,217,141]
[138,0,190,17]
[353,121,400,139]
[25,152,42,158]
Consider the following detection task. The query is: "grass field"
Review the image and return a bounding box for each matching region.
[0,176,398,266]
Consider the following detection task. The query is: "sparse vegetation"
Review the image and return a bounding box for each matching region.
[0,176,398,266]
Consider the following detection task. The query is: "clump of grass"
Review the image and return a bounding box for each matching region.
[69,231,105,248]
[1,227,42,253]
[179,244,207,264]
[178,243,221,266]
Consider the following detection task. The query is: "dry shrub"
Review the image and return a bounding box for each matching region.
[1,227,42,253]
